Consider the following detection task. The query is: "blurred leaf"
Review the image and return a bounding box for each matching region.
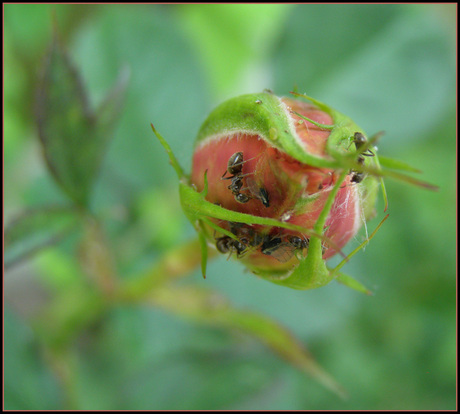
[4,308,61,410]
[35,28,128,207]
[149,285,347,399]
[4,4,89,59]
[71,6,210,208]
[33,285,106,349]
[71,308,275,410]
[4,34,29,158]
[36,249,85,292]
[5,205,79,269]
[176,4,292,98]
[135,187,185,250]
[273,4,455,145]
[120,238,214,300]
[95,66,130,139]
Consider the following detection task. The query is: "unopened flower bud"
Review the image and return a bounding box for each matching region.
[190,92,380,287]
[153,90,435,289]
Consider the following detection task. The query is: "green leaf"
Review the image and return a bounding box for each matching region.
[274,4,455,145]
[95,66,130,140]
[4,309,61,410]
[194,92,357,169]
[35,28,127,208]
[5,205,79,269]
[149,284,347,399]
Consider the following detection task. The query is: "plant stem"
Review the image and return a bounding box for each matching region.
[116,238,215,302]
[78,214,118,297]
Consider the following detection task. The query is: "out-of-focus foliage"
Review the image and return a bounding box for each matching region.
[4,4,456,410]
[36,30,129,207]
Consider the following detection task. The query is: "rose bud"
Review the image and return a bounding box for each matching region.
[152,91,435,289]
[188,92,382,289]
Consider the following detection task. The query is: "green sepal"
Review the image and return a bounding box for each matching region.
[287,92,438,192]
[195,92,342,169]
[193,91,386,220]
[335,272,373,295]
[197,224,208,279]
[378,155,423,174]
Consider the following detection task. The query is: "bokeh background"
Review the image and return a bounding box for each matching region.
[4,4,456,410]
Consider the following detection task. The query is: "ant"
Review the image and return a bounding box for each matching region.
[222,152,250,203]
[348,132,376,185]
[221,152,270,207]
[351,132,375,157]
[215,222,263,260]
[287,235,309,250]
[260,234,310,263]
[228,221,264,247]
[215,236,248,259]
[350,155,366,184]
[215,222,317,264]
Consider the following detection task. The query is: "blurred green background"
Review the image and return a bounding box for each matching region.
[4,4,456,410]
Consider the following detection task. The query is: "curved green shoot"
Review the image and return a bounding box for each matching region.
[150,123,185,180]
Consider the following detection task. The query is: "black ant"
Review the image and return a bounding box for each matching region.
[216,223,316,264]
[260,234,310,263]
[223,152,245,177]
[222,152,250,203]
[215,236,248,259]
[348,132,376,185]
[215,222,263,259]
[221,152,269,207]
[287,235,309,250]
[350,155,366,184]
[351,132,375,157]
[228,221,264,247]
